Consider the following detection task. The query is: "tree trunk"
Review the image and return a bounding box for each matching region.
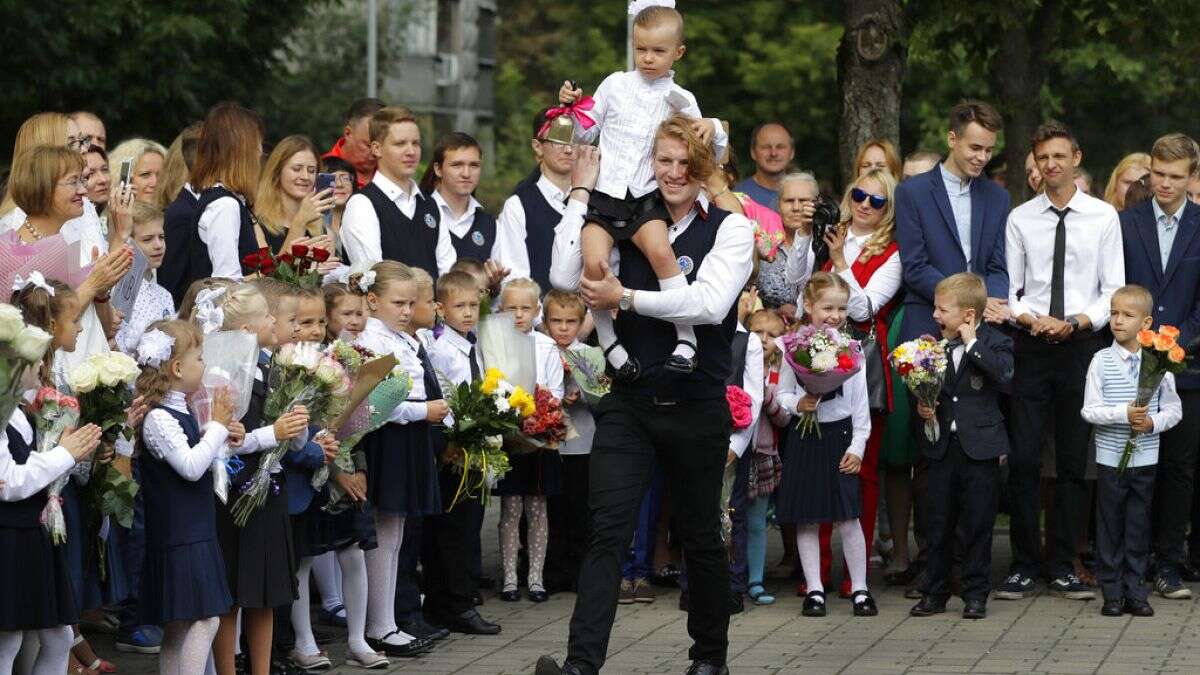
[837,0,907,188]
[989,0,1064,205]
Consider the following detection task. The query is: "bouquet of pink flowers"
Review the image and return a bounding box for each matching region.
[726,385,754,430]
[889,335,949,443]
[28,387,80,544]
[781,324,863,437]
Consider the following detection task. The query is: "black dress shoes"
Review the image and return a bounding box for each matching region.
[909,596,947,617]
[1101,599,1124,616]
[684,661,729,675]
[962,599,987,619]
[528,588,550,603]
[439,609,501,635]
[1123,598,1155,616]
[801,590,826,617]
[500,589,521,602]
[398,619,450,642]
[851,590,878,616]
[534,656,586,675]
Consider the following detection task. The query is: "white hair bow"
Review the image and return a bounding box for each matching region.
[195,287,227,335]
[356,270,377,294]
[628,0,675,15]
[136,329,176,368]
[12,272,54,296]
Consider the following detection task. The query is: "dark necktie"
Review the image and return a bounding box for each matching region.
[466,333,481,381]
[417,344,443,400]
[1049,206,1069,319]
[820,385,843,402]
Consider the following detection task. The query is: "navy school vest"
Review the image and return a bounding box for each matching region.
[439,207,496,262]
[161,188,201,307]
[187,186,260,284]
[515,178,561,294]
[139,406,217,547]
[359,183,441,281]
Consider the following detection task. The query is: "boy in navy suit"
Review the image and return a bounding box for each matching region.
[909,273,1013,620]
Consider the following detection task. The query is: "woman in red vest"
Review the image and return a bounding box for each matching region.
[787,168,902,597]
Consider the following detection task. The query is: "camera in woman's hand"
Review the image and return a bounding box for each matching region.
[809,197,841,260]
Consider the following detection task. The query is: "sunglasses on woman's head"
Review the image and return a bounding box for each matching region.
[851,187,887,210]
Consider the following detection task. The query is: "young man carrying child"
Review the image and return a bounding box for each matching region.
[910,273,1013,620]
[1081,285,1182,617]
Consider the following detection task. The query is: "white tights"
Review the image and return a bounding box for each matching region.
[292,548,371,656]
[0,626,71,675]
[500,496,548,592]
[311,552,343,613]
[363,514,414,645]
[160,618,219,675]
[797,519,867,596]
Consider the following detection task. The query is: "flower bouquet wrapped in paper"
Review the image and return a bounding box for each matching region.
[0,303,54,422]
[1119,326,1189,472]
[478,312,537,393]
[889,335,949,443]
[561,346,610,407]
[230,342,349,526]
[192,330,260,502]
[509,386,576,454]
[28,387,80,545]
[781,324,863,436]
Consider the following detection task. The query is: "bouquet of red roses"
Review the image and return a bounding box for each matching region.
[509,387,575,454]
[242,243,331,289]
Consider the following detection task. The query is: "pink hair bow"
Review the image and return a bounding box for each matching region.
[539,97,597,138]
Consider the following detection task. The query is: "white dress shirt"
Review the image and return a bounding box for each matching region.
[114,277,176,355]
[142,391,230,482]
[432,190,483,240]
[0,408,75,502]
[492,174,569,281]
[1006,188,1124,329]
[939,163,973,264]
[429,328,483,390]
[533,331,566,400]
[550,193,754,325]
[947,337,977,433]
[356,317,433,424]
[196,184,249,280]
[559,340,597,456]
[340,171,457,273]
[774,363,871,459]
[731,323,764,458]
[576,70,727,200]
[1081,343,1182,432]
[784,231,902,322]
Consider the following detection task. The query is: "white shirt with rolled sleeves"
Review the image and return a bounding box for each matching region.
[574,70,727,200]
[142,391,230,482]
[0,409,75,503]
[340,171,457,273]
[196,185,250,280]
[356,317,433,425]
[783,232,903,322]
[492,175,568,281]
[730,323,764,458]
[774,364,871,459]
[550,193,755,328]
[1005,189,1124,329]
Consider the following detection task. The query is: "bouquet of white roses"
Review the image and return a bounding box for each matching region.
[230,342,350,526]
[0,303,54,422]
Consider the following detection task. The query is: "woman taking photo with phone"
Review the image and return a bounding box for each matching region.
[254,134,336,254]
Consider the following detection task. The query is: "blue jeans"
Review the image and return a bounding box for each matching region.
[621,467,664,580]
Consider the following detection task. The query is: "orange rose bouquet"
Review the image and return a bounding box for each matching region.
[1120,325,1189,472]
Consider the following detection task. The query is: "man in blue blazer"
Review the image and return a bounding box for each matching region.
[1120,133,1200,600]
[896,101,1012,342]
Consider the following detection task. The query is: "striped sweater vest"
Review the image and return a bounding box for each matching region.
[1093,347,1161,468]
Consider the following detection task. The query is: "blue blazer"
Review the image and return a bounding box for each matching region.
[896,167,1011,341]
[1120,199,1200,389]
[282,424,327,515]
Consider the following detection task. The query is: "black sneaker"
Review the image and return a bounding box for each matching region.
[994,572,1035,600]
[1154,569,1193,599]
[1048,573,1096,600]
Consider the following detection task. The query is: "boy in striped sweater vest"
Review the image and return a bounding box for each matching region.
[1081,285,1182,618]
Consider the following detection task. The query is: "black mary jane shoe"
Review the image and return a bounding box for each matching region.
[663,340,698,374]
[851,589,878,616]
[1123,598,1155,617]
[801,590,827,617]
[365,633,434,658]
[499,588,521,602]
[909,595,947,617]
[528,587,549,603]
[962,599,987,619]
[1101,599,1124,617]
[603,342,641,383]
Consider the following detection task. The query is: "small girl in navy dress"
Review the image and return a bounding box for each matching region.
[133,319,237,674]
[775,272,877,617]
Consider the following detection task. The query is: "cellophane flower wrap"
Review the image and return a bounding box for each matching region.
[726,385,754,430]
[509,386,576,454]
[1119,326,1189,472]
[889,335,949,443]
[231,342,349,526]
[561,346,610,407]
[0,303,53,423]
[29,387,80,545]
[781,324,864,437]
[194,330,260,503]
[442,367,537,508]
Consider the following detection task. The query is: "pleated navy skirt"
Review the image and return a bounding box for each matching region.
[494,449,563,497]
[0,526,78,630]
[362,422,441,517]
[775,417,861,525]
[215,485,297,609]
[139,539,232,623]
[299,498,377,557]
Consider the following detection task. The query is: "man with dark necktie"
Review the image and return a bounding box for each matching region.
[1002,120,1125,600]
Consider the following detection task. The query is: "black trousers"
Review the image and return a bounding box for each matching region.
[566,394,731,674]
[1153,390,1200,571]
[921,436,999,602]
[421,467,480,619]
[1097,464,1155,602]
[1008,333,1103,578]
[546,454,592,590]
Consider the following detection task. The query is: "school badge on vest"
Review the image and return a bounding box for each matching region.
[424,213,437,229]
[472,230,486,247]
[677,255,695,276]
[970,374,984,391]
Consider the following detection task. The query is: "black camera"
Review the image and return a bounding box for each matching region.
[809,197,841,261]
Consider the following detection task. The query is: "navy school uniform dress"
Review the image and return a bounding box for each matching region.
[138,403,233,623]
[0,419,78,630]
[216,353,298,609]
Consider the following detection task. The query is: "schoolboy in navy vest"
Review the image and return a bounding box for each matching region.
[340,106,457,280]
[1082,285,1182,617]
[418,132,497,262]
[1118,133,1200,600]
[538,116,752,675]
[909,273,1012,621]
[493,108,576,294]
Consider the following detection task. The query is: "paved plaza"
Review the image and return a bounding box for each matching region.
[103,509,1200,675]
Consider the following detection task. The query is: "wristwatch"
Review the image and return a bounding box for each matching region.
[1066,316,1080,332]
[619,288,634,312]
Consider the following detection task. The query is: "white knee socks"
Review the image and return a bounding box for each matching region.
[290,558,318,657]
[337,546,372,654]
[796,524,824,595]
[499,496,523,591]
[659,274,696,361]
[499,496,550,592]
[526,497,549,591]
[592,310,628,369]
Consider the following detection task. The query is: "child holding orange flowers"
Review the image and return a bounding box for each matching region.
[1081,285,1182,618]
